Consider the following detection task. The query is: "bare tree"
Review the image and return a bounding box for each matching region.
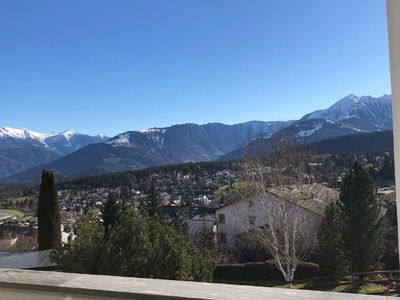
[236,133,325,286]
[192,221,217,251]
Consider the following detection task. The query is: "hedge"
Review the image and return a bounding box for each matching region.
[213,260,320,282]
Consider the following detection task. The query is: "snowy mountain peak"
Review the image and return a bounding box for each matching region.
[47,129,75,138]
[302,94,392,129]
[0,127,46,141]
[0,127,108,156]
[60,130,76,140]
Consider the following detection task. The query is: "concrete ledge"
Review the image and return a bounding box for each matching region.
[0,268,396,300]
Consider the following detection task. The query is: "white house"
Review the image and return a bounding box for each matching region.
[215,183,339,249]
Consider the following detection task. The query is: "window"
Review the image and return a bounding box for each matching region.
[219,233,227,244]
[218,214,226,224]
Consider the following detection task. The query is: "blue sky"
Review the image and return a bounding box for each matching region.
[0,0,390,136]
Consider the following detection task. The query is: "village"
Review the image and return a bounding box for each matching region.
[0,151,396,257]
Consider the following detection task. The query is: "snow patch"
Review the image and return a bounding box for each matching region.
[297,123,324,137]
[138,128,166,134]
[108,133,132,147]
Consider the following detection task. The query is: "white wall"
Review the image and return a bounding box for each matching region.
[216,194,321,249]
[387,0,400,263]
[0,287,120,300]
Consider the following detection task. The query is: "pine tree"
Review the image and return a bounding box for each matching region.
[38,170,61,250]
[101,193,121,233]
[318,203,348,275]
[338,161,385,272]
[141,184,162,217]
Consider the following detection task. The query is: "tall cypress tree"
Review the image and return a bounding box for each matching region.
[141,184,162,218]
[338,161,385,272]
[38,170,61,250]
[101,193,121,233]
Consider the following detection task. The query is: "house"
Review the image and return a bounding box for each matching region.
[161,205,217,246]
[186,208,217,248]
[215,183,339,249]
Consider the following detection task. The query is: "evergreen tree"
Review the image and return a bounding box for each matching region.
[51,210,104,274]
[338,161,385,272]
[141,184,162,217]
[38,170,61,250]
[53,209,215,282]
[101,193,121,233]
[318,203,348,275]
[99,209,215,281]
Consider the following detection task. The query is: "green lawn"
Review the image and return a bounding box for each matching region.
[212,181,247,199]
[3,209,25,218]
[0,196,28,203]
[213,278,392,295]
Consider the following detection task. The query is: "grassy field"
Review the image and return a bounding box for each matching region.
[0,195,37,216]
[0,196,28,203]
[213,278,393,296]
[3,209,25,218]
[212,181,246,199]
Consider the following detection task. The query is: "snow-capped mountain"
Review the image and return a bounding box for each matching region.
[0,127,47,149]
[0,127,47,141]
[0,127,108,154]
[285,94,392,141]
[45,130,109,155]
[0,127,108,178]
[220,94,393,160]
[301,94,392,132]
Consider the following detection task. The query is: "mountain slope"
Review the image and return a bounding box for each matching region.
[108,121,288,161]
[0,147,62,178]
[2,144,169,184]
[310,130,393,154]
[219,130,394,161]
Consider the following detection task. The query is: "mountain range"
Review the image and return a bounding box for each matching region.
[0,128,108,178]
[0,94,393,184]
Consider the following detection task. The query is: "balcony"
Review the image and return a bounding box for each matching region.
[0,268,396,300]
